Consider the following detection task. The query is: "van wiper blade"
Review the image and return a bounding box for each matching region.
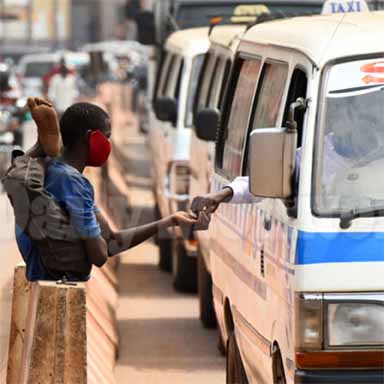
[340,206,384,229]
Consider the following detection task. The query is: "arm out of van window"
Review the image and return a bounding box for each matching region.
[95,211,201,258]
[191,176,256,214]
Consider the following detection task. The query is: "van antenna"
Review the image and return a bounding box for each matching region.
[318,13,347,65]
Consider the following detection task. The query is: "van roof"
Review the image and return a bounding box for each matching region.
[209,25,247,51]
[166,27,210,57]
[173,0,323,5]
[243,11,384,67]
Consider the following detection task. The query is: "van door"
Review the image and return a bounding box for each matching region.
[240,59,310,383]
[151,53,184,218]
[210,55,263,345]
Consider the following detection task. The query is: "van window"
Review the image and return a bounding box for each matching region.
[24,61,56,78]
[220,59,262,179]
[242,61,289,175]
[251,62,289,130]
[314,59,384,217]
[208,57,230,109]
[164,56,183,98]
[157,53,174,98]
[218,59,232,109]
[185,54,205,127]
[283,68,308,148]
[195,53,217,112]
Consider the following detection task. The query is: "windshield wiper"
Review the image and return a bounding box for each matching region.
[340,206,384,229]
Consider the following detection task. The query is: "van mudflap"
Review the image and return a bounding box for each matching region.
[295,369,384,383]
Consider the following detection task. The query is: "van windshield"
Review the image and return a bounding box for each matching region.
[314,58,384,217]
[24,62,56,78]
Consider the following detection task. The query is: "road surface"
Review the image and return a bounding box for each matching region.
[114,120,226,383]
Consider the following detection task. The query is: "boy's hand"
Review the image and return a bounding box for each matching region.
[170,211,211,231]
[28,97,61,157]
[170,211,199,227]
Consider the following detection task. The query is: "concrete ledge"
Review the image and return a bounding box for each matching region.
[22,281,87,384]
[7,264,31,384]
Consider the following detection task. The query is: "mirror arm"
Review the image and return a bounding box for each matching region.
[286,97,308,133]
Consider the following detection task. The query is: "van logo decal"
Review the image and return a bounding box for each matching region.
[361,61,384,84]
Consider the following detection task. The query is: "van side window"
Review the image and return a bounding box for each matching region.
[157,53,174,98]
[243,62,289,175]
[283,68,308,148]
[217,59,232,109]
[195,53,217,112]
[185,54,205,127]
[208,57,229,109]
[220,59,262,179]
[164,56,183,99]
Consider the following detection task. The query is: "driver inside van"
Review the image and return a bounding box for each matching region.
[191,90,384,214]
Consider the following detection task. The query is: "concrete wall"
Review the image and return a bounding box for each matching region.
[0,195,24,383]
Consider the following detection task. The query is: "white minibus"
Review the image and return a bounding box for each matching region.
[149,27,210,291]
[190,24,247,326]
[208,10,384,383]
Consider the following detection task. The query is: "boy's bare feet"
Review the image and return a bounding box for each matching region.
[27,97,61,157]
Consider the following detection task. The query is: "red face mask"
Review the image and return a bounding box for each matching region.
[86,130,111,167]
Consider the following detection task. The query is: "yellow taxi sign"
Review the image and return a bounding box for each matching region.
[322,0,369,14]
[230,4,270,23]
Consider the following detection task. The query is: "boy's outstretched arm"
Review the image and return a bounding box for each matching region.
[93,211,203,260]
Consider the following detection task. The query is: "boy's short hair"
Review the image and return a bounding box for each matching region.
[60,102,110,149]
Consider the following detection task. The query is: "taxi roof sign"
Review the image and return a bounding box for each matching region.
[322,0,369,14]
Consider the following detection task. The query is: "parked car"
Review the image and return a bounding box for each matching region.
[17,53,59,97]
[208,5,384,383]
[17,51,88,98]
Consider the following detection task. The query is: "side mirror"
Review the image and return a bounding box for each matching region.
[249,127,297,199]
[136,11,156,45]
[154,97,177,124]
[194,108,220,142]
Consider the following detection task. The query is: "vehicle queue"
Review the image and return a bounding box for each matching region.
[146,1,384,383]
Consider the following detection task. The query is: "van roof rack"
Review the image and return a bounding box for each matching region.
[207,10,317,36]
[244,10,318,31]
[208,15,258,36]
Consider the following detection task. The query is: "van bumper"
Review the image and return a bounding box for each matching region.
[295,369,384,383]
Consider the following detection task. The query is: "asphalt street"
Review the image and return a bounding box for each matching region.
[114,118,225,383]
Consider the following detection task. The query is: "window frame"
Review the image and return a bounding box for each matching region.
[241,59,290,176]
[184,53,206,128]
[164,55,184,99]
[311,53,384,219]
[215,53,263,180]
[157,53,175,99]
[208,56,229,109]
[194,52,218,114]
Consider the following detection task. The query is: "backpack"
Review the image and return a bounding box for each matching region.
[3,153,92,276]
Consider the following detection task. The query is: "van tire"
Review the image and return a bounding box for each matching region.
[158,237,172,272]
[217,328,226,356]
[154,204,172,272]
[198,248,216,328]
[273,348,287,384]
[172,240,197,292]
[226,332,248,384]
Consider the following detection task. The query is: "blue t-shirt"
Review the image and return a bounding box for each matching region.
[15,160,101,281]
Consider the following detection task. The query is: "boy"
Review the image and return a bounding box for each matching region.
[13,97,204,281]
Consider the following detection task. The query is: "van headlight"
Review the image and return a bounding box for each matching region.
[328,302,384,347]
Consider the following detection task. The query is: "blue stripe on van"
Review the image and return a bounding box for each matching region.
[296,231,384,265]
